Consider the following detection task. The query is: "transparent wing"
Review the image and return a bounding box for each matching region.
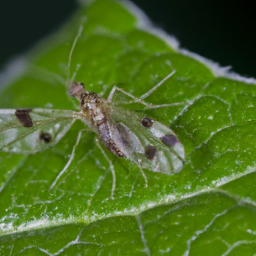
[0,108,79,153]
[110,107,185,175]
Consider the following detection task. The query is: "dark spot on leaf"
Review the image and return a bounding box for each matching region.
[141,117,154,128]
[161,134,180,147]
[145,145,157,160]
[40,132,52,143]
[15,109,33,127]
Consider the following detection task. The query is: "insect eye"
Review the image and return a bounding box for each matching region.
[141,117,154,128]
[69,82,85,98]
[39,132,52,143]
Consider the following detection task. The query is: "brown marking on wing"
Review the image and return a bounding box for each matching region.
[15,109,33,127]
[39,132,52,143]
[145,145,157,160]
[161,134,180,147]
[141,117,154,128]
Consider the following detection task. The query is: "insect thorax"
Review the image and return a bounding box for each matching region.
[80,91,107,120]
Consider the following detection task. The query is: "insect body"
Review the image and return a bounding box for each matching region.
[0,71,185,197]
[70,82,125,158]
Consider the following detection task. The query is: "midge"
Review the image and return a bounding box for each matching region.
[0,71,185,198]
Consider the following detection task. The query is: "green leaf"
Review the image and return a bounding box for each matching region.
[1,0,256,255]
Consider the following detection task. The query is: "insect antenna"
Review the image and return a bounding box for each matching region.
[67,24,83,89]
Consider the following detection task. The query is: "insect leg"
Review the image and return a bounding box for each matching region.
[107,85,118,102]
[108,71,177,107]
[95,138,116,200]
[139,70,176,100]
[141,102,185,109]
[107,86,149,107]
[49,129,87,190]
[108,86,185,109]
[137,159,148,188]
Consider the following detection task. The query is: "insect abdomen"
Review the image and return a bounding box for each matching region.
[97,119,125,157]
[83,93,125,158]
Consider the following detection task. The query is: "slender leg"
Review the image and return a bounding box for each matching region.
[108,70,176,103]
[95,138,116,200]
[139,70,176,100]
[49,129,87,190]
[108,86,155,107]
[108,86,184,109]
[107,85,118,102]
[107,86,148,106]
[137,159,148,188]
[142,102,185,109]
[128,173,140,198]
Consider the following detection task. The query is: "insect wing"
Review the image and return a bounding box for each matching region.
[111,107,185,175]
[0,108,77,153]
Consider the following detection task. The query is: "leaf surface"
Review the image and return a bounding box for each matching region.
[0,0,256,255]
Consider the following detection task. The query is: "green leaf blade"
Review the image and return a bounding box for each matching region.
[0,0,256,255]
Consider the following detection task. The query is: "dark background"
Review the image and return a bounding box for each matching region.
[0,0,255,77]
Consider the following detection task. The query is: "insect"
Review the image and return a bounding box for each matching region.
[0,70,185,198]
